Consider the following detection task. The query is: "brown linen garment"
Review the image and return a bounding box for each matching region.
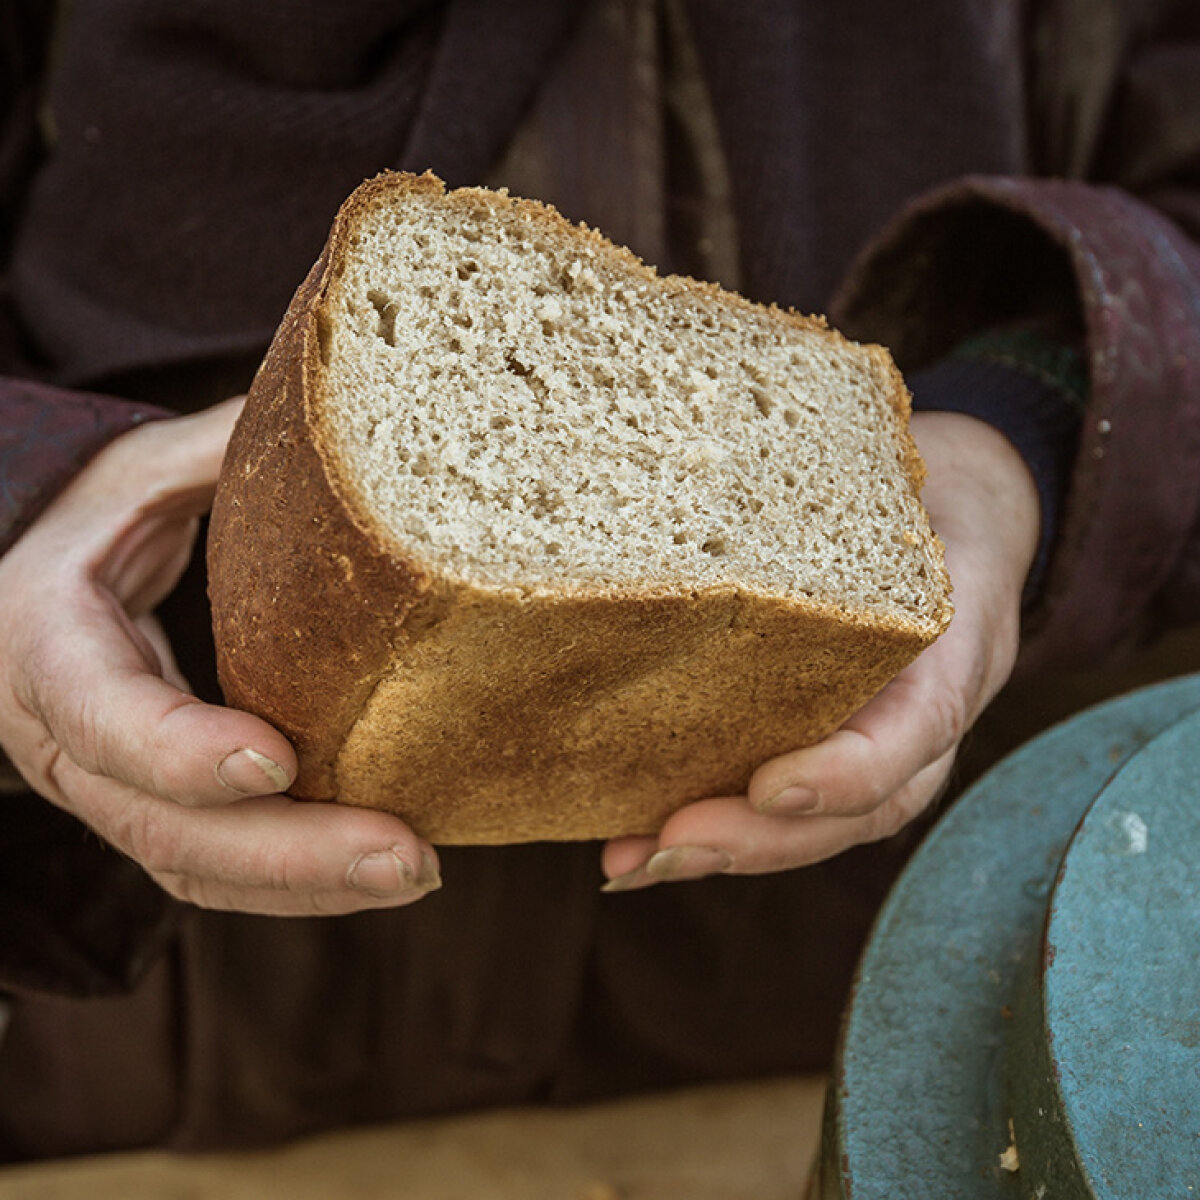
[5,0,1200,1163]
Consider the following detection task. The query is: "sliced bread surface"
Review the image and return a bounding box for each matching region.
[209,171,951,843]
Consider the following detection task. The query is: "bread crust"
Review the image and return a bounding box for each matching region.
[209,172,950,843]
[208,220,433,799]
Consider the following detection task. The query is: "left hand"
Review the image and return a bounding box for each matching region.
[601,411,1041,890]
[0,398,441,915]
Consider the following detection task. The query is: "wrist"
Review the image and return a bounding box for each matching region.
[911,411,1041,600]
[907,336,1084,607]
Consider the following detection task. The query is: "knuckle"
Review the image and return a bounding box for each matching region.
[866,799,910,842]
[861,768,946,846]
[146,759,205,809]
[263,852,304,895]
[16,609,77,703]
[241,833,313,895]
[834,734,892,815]
[111,800,181,875]
[29,666,110,779]
[67,696,109,777]
[144,697,210,802]
[924,685,969,755]
[253,841,336,901]
[18,734,69,803]
[856,772,893,815]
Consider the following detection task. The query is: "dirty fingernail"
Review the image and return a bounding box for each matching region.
[217,747,291,795]
[645,845,733,881]
[762,784,821,815]
[601,865,659,894]
[415,849,442,891]
[348,847,444,899]
[347,849,415,896]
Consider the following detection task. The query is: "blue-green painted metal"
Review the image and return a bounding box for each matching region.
[1009,709,1200,1196]
[819,674,1200,1198]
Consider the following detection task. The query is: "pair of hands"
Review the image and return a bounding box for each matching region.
[0,399,1039,915]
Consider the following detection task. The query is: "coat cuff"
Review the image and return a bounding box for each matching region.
[0,379,176,995]
[832,176,1200,672]
[0,377,170,557]
[907,331,1085,607]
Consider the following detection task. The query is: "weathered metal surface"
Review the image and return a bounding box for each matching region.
[1009,709,1200,1197]
[819,674,1200,1198]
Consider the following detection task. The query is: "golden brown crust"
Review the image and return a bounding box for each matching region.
[336,582,929,844]
[208,171,951,842]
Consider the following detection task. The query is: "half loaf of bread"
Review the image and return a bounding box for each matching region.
[208,171,951,844]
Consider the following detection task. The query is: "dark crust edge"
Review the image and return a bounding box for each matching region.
[207,218,433,798]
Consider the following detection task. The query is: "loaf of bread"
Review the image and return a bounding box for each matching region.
[208,171,951,844]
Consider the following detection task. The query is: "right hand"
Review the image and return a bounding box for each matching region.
[602,411,1040,889]
[0,398,441,916]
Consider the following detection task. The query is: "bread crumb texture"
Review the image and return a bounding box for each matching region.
[322,176,945,621]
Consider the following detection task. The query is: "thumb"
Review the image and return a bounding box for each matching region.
[30,396,248,560]
[22,584,297,808]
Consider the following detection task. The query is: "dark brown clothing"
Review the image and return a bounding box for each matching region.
[2,0,1200,1161]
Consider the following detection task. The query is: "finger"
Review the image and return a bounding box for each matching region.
[676,751,957,873]
[601,834,659,885]
[606,751,956,890]
[20,588,296,806]
[52,758,441,916]
[32,399,246,554]
[134,614,193,694]
[98,510,202,616]
[746,619,982,820]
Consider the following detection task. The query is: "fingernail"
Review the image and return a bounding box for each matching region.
[601,865,659,894]
[347,847,441,898]
[217,748,292,795]
[415,849,442,891]
[645,845,733,882]
[761,784,821,815]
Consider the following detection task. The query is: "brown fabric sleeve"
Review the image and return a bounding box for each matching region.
[0,378,170,556]
[832,176,1200,674]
